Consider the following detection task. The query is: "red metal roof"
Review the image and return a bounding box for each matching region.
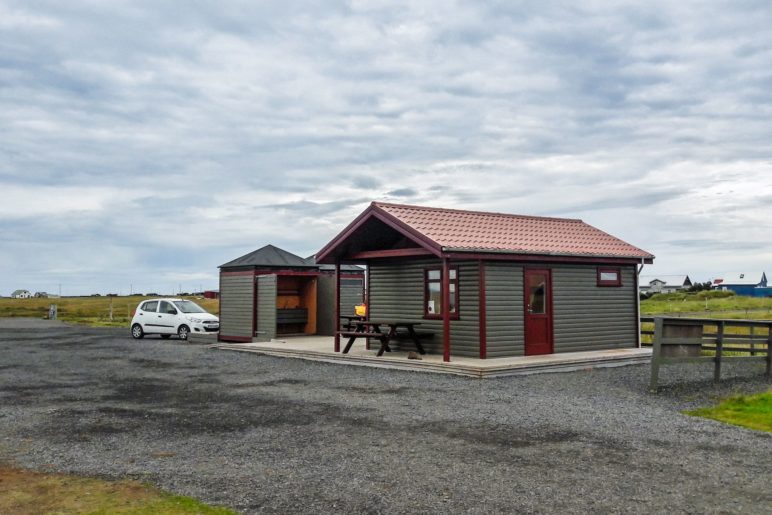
[373,202,653,260]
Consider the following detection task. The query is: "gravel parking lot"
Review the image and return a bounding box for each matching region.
[1,320,770,513]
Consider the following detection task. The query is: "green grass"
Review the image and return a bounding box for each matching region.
[0,465,235,514]
[641,291,772,319]
[0,295,219,327]
[685,390,772,432]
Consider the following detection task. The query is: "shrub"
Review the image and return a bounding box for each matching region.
[694,290,736,300]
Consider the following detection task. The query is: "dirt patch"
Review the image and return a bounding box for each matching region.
[0,465,233,514]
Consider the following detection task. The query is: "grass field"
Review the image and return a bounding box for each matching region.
[685,390,772,432]
[0,465,234,514]
[641,291,772,320]
[0,296,219,327]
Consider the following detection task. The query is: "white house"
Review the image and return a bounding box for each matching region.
[639,275,692,294]
[11,289,32,299]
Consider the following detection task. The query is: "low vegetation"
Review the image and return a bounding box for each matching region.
[0,465,234,514]
[641,291,772,320]
[0,295,219,327]
[685,390,772,432]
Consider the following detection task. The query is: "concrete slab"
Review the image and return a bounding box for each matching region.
[212,336,652,378]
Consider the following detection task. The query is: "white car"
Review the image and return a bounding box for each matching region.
[130,298,219,340]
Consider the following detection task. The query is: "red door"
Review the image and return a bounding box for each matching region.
[524,269,553,355]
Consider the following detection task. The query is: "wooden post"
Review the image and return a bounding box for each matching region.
[766,323,771,378]
[479,261,487,359]
[649,317,664,392]
[365,262,370,351]
[714,321,724,383]
[749,325,755,356]
[334,261,341,353]
[442,258,451,362]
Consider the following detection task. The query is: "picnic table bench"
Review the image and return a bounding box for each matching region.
[337,320,426,357]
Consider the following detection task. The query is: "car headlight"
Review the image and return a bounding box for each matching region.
[188,317,204,323]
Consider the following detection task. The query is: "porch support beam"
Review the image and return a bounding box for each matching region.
[334,260,341,352]
[349,248,433,260]
[365,261,371,350]
[442,257,451,362]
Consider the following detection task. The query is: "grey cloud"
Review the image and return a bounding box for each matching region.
[1,0,771,293]
[385,188,418,198]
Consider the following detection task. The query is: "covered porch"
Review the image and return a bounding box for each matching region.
[212,336,651,378]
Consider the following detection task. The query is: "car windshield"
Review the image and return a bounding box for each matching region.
[172,300,207,314]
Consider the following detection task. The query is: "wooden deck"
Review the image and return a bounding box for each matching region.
[211,336,651,378]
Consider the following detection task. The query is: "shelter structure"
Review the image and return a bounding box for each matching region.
[316,202,654,361]
[218,245,364,343]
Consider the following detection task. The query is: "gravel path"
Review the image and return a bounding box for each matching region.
[0,322,770,513]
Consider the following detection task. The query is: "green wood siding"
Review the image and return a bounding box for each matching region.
[219,274,253,339]
[552,265,637,352]
[368,260,480,357]
[483,262,637,356]
[485,263,524,357]
[340,278,364,317]
[317,275,364,336]
[256,274,277,341]
[316,275,335,336]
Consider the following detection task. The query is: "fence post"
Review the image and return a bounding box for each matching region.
[749,325,756,357]
[714,321,724,383]
[649,317,664,392]
[766,323,771,378]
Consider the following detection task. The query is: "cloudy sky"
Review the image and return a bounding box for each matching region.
[2,1,771,295]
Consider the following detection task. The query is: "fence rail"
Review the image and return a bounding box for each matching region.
[645,317,771,392]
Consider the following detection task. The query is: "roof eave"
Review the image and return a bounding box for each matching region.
[316,202,443,264]
[441,246,655,263]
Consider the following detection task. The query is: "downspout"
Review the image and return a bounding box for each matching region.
[636,258,645,348]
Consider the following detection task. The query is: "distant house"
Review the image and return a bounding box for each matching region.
[11,289,32,299]
[639,275,692,294]
[34,292,49,298]
[203,290,219,299]
[713,272,769,297]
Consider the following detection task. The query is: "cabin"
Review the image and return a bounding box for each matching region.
[316,202,654,361]
[713,272,770,297]
[11,289,32,299]
[218,244,364,342]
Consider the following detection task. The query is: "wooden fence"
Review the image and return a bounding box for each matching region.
[643,317,771,392]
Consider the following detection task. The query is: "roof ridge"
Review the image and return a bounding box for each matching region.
[372,201,583,223]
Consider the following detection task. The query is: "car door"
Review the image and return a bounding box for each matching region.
[156,301,179,334]
[137,300,159,332]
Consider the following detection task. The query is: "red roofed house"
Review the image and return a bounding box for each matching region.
[316,202,654,361]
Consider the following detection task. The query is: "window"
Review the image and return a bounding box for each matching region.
[597,267,622,287]
[159,301,177,314]
[424,267,459,318]
[142,301,159,312]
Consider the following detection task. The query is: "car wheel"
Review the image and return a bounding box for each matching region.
[161,334,171,339]
[177,325,190,340]
[131,324,144,339]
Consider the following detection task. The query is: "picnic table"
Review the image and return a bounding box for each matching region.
[339,314,366,331]
[338,320,427,357]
